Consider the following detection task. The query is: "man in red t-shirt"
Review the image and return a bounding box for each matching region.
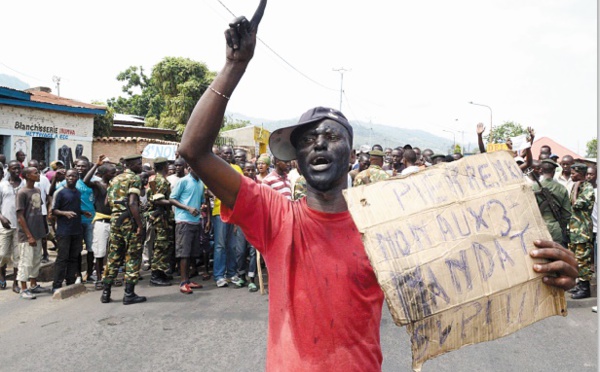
[179,2,578,370]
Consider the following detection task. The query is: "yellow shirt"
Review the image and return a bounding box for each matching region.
[212,163,243,216]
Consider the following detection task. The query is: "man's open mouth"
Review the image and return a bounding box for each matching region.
[310,156,332,171]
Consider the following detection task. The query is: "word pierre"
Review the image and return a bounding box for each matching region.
[384,157,522,211]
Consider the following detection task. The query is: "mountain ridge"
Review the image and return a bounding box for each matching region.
[226,111,464,154]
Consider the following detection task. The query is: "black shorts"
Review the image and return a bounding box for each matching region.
[175,223,201,258]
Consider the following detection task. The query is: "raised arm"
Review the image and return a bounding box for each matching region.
[84,154,106,187]
[178,0,266,210]
[519,127,534,171]
[476,123,487,154]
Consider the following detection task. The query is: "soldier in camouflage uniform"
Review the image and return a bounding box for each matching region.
[146,157,173,287]
[568,163,595,299]
[293,175,307,200]
[353,150,390,186]
[101,154,147,305]
[531,159,572,246]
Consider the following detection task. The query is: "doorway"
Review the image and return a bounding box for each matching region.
[31,137,54,165]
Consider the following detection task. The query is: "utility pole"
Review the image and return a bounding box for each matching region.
[454,119,465,154]
[469,101,493,142]
[332,68,349,111]
[52,76,61,96]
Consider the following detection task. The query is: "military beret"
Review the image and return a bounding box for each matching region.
[431,154,446,160]
[572,163,588,173]
[123,154,142,161]
[153,157,168,165]
[541,159,559,167]
[369,150,385,157]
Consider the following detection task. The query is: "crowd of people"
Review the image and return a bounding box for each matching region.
[0,120,594,304]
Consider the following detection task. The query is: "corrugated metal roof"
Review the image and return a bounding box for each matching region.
[26,89,105,110]
[531,137,584,160]
[112,124,177,134]
[93,136,179,145]
[114,113,146,125]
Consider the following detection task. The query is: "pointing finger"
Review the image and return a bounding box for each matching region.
[250,0,267,32]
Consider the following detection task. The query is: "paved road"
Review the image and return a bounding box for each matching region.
[0,273,596,372]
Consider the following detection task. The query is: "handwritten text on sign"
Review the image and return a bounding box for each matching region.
[344,151,566,371]
[142,144,177,161]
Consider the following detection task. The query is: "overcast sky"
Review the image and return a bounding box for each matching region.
[1,0,596,154]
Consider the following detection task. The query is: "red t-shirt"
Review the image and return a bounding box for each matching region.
[222,176,384,372]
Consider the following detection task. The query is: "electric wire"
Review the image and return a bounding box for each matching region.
[214,0,336,92]
[0,61,52,85]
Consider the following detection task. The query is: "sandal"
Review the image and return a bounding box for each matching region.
[12,284,20,294]
[0,280,6,290]
[94,281,104,290]
[113,279,123,287]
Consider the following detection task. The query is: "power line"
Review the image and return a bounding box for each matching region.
[0,61,52,85]
[342,90,362,124]
[214,0,336,91]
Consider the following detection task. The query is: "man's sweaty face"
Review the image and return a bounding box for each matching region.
[76,161,89,177]
[295,120,351,192]
[221,147,233,163]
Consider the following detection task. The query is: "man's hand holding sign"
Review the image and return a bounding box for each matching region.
[346,151,577,370]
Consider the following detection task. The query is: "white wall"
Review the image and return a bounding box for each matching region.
[0,105,93,163]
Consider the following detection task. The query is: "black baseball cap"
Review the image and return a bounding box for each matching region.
[268,107,353,161]
[572,163,588,173]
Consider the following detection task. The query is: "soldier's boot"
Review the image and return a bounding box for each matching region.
[571,281,591,300]
[123,282,147,305]
[100,283,112,303]
[149,270,171,287]
[567,281,582,294]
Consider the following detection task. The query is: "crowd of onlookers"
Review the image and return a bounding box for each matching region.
[0,122,595,304]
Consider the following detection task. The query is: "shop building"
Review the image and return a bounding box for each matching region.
[0,86,105,167]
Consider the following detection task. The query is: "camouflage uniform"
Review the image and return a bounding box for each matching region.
[568,181,595,281]
[104,169,143,285]
[293,176,307,201]
[145,173,173,273]
[532,177,572,245]
[353,165,390,186]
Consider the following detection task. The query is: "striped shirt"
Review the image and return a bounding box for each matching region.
[262,170,292,200]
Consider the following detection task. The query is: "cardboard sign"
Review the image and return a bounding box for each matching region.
[141,144,177,160]
[344,151,566,371]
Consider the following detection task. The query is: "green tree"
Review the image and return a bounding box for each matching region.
[586,137,597,158]
[454,144,462,154]
[92,102,114,137]
[106,66,160,118]
[485,121,528,143]
[107,57,216,139]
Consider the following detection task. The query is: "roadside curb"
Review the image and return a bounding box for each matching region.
[52,283,87,300]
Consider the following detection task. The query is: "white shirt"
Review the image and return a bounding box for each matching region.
[34,175,50,216]
[401,165,420,176]
[167,174,184,189]
[557,173,574,194]
[0,178,25,230]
